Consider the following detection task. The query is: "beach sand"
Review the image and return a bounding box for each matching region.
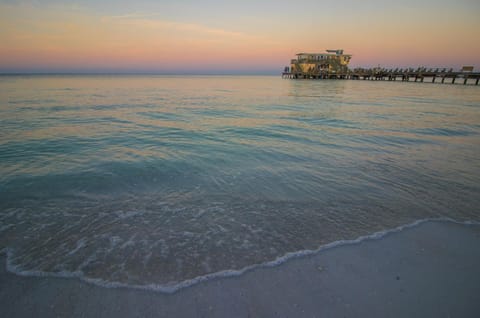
[1,220,479,317]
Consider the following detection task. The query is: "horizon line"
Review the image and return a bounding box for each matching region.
[0,72,281,76]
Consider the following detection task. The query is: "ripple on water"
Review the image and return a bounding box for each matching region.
[1,75,479,289]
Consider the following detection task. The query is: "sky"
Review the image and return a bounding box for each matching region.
[0,0,479,74]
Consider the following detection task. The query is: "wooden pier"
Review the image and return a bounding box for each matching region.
[282,67,480,85]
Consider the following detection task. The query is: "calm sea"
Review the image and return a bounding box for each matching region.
[1,75,479,291]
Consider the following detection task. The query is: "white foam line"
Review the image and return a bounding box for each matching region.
[2,217,480,294]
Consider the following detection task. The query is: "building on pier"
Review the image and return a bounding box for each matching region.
[288,49,351,78]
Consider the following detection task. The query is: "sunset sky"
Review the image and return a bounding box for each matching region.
[1,0,479,74]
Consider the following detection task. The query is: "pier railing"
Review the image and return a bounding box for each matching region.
[282,67,480,85]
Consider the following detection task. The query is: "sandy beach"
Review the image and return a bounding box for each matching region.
[1,220,479,317]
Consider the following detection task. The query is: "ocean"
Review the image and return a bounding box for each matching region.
[1,75,479,291]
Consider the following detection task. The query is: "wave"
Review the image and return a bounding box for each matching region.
[3,217,479,294]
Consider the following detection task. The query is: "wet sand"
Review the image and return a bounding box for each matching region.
[1,220,480,317]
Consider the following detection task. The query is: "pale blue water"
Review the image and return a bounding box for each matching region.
[1,75,479,290]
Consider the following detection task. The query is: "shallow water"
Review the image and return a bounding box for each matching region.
[1,75,479,289]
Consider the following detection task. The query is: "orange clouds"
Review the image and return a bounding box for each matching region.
[0,4,286,72]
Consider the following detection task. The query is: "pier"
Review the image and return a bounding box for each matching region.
[282,50,479,85]
[282,67,480,85]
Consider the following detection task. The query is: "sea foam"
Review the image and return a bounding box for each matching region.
[3,218,479,294]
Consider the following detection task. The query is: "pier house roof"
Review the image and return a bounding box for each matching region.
[296,52,351,57]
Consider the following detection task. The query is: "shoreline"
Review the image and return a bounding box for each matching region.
[3,217,478,294]
[2,219,480,317]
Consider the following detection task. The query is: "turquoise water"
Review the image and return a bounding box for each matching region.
[1,75,479,290]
